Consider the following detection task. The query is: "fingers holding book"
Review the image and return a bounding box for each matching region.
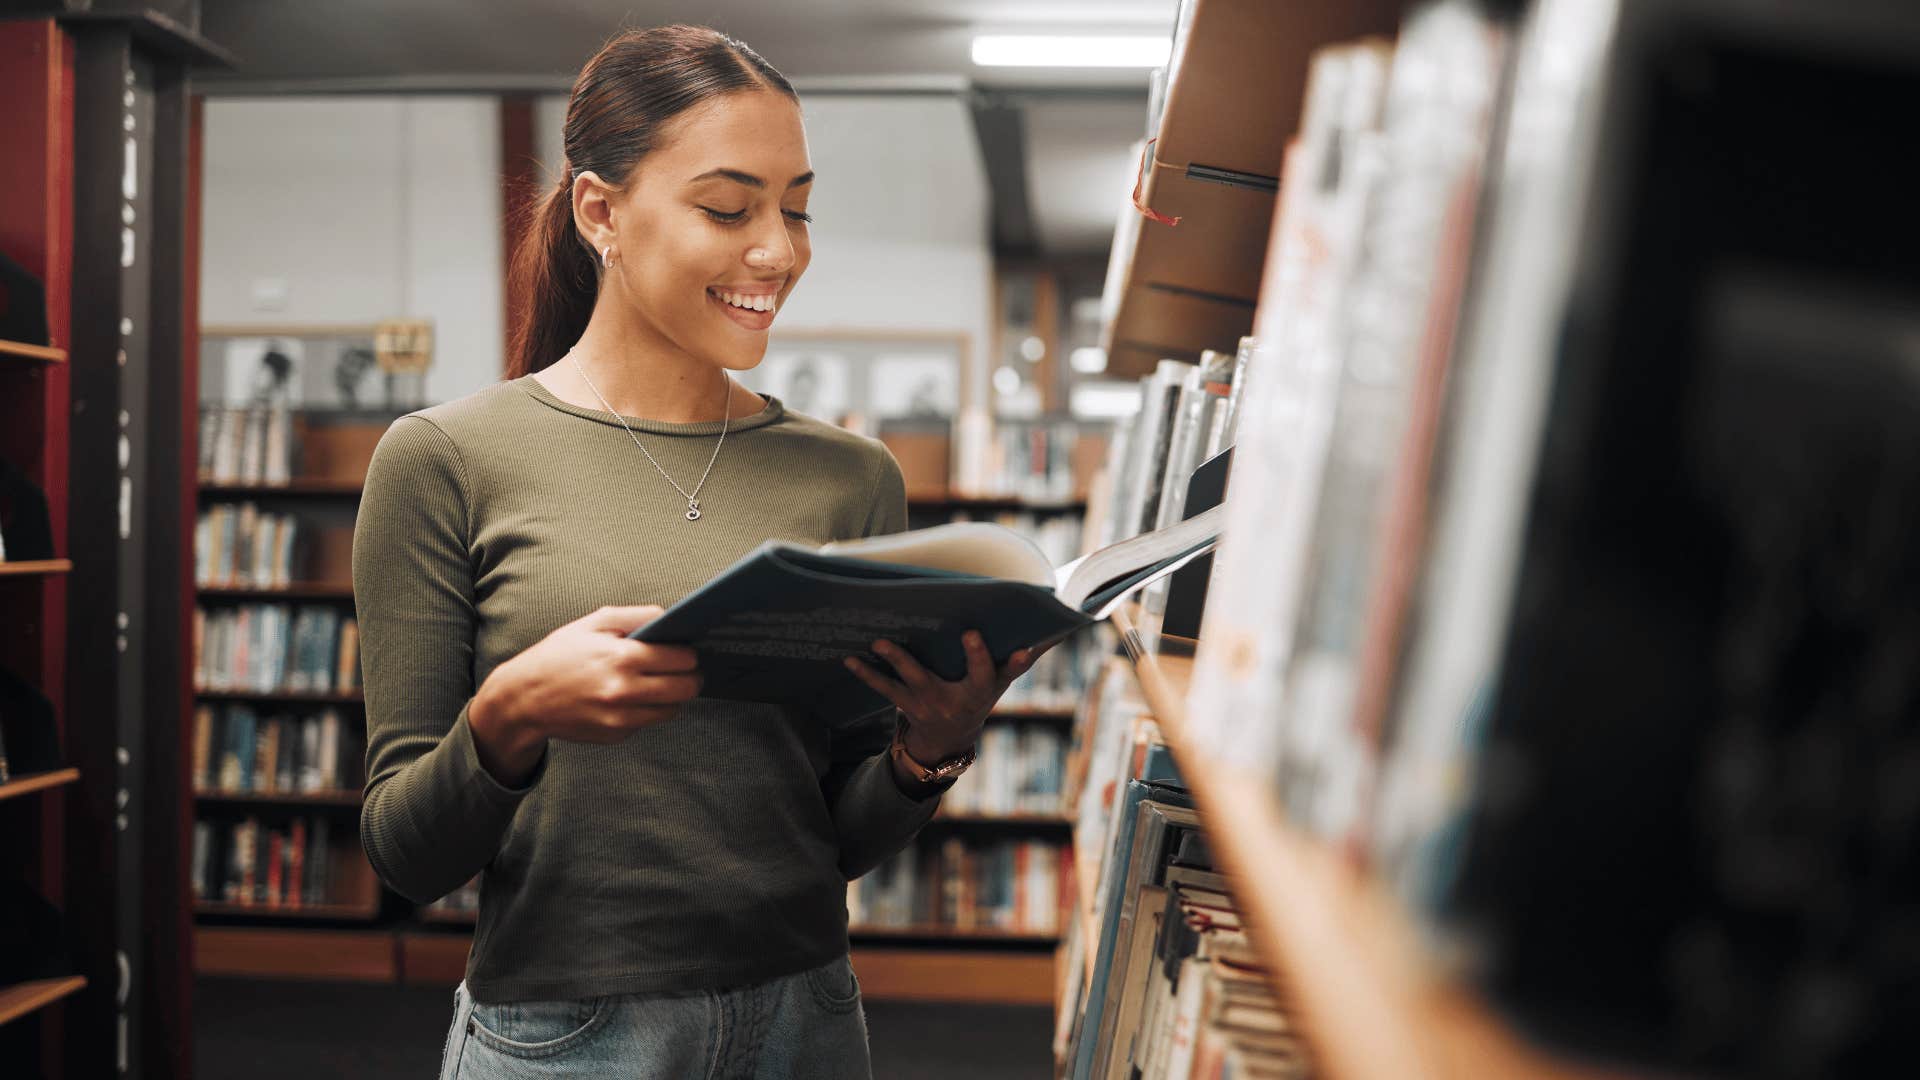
[843,632,1053,766]
[468,604,706,785]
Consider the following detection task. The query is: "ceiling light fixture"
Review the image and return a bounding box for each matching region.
[970,34,1172,68]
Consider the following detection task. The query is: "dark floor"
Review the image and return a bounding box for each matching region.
[193,977,1054,1079]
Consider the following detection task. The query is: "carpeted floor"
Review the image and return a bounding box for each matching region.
[192,977,1054,1079]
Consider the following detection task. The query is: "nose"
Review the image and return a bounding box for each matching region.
[746,220,795,274]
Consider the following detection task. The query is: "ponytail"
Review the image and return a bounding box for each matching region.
[504,25,798,378]
[506,179,597,378]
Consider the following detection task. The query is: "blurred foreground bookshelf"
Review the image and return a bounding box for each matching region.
[1058,0,1920,1076]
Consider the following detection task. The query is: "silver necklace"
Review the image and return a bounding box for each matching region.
[567,349,730,521]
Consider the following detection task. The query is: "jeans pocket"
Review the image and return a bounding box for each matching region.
[802,954,862,1016]
[467,994,614,1060]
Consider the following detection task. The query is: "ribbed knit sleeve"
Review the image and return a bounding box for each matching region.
[354,416,545,904]
[821,448,944,878]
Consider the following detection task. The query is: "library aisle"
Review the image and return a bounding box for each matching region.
[4,0,1918,1078]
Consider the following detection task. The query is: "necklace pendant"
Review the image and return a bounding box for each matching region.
[685,499,701,522]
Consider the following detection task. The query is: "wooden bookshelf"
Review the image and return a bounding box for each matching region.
[0,339,66,364]
[198,479,363,498]
[1108,609,1617,1080]
[850,924,1058,945]
[196,582,354,601]
[929,809,1072,828]
[851,947,1055,1006]
[0,768,81,805]
[0,977,87,1028]
[193,901,381,921]
[192,788,362,808]
[195,927,397,983]
[988,705,1076,723]
[0,559,73,578]
[194,689,362,706]
[386,929,1057,1005]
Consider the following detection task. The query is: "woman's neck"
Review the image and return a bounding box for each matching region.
[535,304,760,424]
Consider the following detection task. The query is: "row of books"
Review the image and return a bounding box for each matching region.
[1057,654,1315,1080]
[193,603,361,694]
[1185,2,1511,866]
[1096,341,1249,554]
[1106,0,1920,1073]
[190,814,348,909]
[198,403,294,486]
[942,723,1066,817]
[191,705,360,795]
[965,419,1099,503]
[997,628,1097,712]
[848,837,1069,935]
[195,502,303,588]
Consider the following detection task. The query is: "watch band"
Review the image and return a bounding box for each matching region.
[891,734,975,785]
[890,715,975,796]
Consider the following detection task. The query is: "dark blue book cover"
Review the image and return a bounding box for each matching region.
[632,547,1094,716]
[631,507,1222,715]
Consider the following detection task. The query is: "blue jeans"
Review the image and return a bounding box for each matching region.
[437,954,872,1079]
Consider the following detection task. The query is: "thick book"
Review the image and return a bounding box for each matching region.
[631,503,1223,715]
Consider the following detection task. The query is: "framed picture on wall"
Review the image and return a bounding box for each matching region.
[868,354,961,419]
[220,337,305,407]
[745,329,970,425]
[753,350,854,422]
[201,325,390,412]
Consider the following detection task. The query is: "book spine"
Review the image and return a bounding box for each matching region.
[287,817,307,910]
[335,617,359,692]
[265,830,285,906]
[191,705,213,790]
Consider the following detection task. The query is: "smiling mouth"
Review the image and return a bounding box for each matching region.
[707,288,778,331]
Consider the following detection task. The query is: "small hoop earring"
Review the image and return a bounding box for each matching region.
[600,246,614,269]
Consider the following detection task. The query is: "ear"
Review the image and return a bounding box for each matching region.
[571,170,621,257]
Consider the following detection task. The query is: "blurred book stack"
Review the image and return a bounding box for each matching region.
[848,837,1069,936]
[192,603,360,695]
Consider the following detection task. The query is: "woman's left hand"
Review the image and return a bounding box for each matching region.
[844,631,1050,764]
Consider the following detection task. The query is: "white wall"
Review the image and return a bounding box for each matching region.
[202,91,992,408]
[200,97,504,404]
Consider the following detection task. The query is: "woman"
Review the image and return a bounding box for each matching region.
[352,25,1043,1079]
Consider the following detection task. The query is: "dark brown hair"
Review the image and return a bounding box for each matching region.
[506,25,798,377]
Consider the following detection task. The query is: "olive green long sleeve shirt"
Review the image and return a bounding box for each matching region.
[352,374,936,1003]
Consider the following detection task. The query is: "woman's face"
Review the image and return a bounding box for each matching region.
[595,89,814,373]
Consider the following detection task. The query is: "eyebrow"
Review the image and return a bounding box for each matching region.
[688,168,815,190]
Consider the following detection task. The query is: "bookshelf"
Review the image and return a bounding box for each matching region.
[0,979,87,1029]
[0,770,82,806]
[1108,611,1614,1080]
[0,560,72,578]
[197,480,364,499]
[0,19,94,1079]
[1059,0,1920,1076]
[0,340,67,365]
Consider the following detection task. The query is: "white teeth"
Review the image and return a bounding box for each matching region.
[714,289,775,314]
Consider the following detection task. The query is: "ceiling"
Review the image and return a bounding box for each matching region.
[196,0,1162,257]
[198,0,1177,90]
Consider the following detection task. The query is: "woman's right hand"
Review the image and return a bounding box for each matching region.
[466,605,701,787]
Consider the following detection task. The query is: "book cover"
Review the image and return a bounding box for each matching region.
[630,505,1221,716]
[1070,781,1194,1079]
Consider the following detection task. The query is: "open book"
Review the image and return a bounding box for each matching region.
[630,503,1223,714]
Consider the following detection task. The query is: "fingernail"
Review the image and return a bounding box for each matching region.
[843,657,858,670]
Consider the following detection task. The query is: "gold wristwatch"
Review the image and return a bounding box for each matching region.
[890,718,975,792]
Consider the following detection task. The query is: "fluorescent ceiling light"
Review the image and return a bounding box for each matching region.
[971,35,1171,68]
